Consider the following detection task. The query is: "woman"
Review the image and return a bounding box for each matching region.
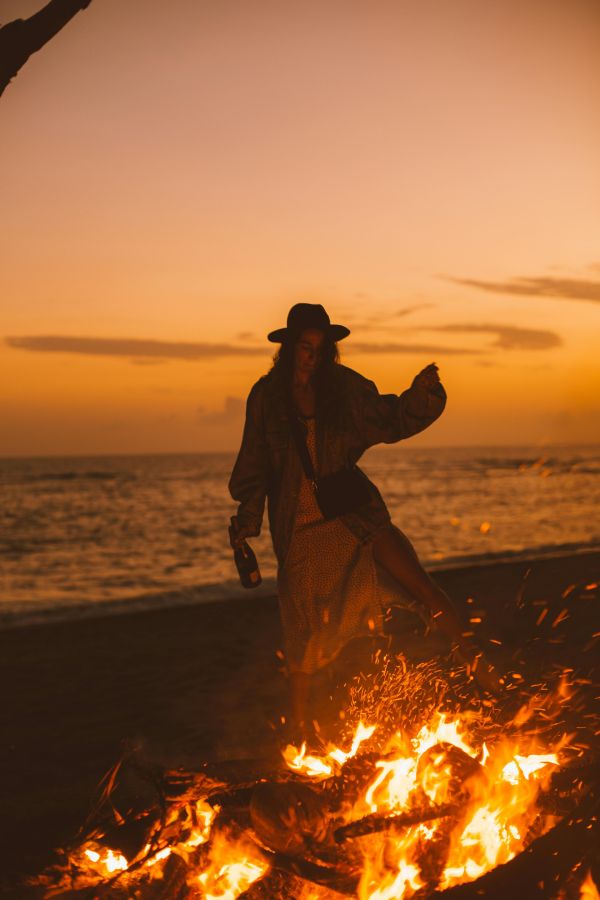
[229,303,498,740]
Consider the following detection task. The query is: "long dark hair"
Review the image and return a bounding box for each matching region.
[269,331,343,424]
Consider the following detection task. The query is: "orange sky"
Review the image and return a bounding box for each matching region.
[1,0,599,455]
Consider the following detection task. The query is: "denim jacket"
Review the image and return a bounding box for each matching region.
[229,364,446,565]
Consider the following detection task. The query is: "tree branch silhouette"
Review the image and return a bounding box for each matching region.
[0,0,93,98]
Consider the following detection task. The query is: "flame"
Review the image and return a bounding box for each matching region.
[412,713,475,759]
[358,825,424,900]
[360,714,476,812]
[365,754,417,812]
[144,846,172,868]
[337,701,566,896]
[279,693,568,897]
[443,803,517,881]
[363,858,423,900]
[188,798,220,847]
[440,744,560,887]
[283,741,334,779]
[329,721,377,765]
[501,753,558,785]
[283,721,376,778]
[66,708,568,899]
[71,796,221,889]
[195,832,268,899]
[34,662,578,899]
[581,870,600,900]
[83,846,128,875]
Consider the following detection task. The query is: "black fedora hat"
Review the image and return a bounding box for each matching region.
[267,303,350,343]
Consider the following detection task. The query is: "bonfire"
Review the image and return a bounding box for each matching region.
[31,657,599,899]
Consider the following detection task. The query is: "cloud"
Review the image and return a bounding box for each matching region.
[362,303,435,323]
[340,303,436,332]
[393,303,435,318]
[8,324,552,363]
[346,341,481,355]
[5,333,482,360]
[443,275,600,304]
[197,396,245,426]
[5,335,268,361]
[429,323,561,350]
[236,331,259,340]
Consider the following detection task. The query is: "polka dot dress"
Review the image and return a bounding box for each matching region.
[277,417,418,675]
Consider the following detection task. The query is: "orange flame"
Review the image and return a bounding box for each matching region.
[283,721,376,778]
[279,695,568,898]
[195,832,268,899]
[581,870,600,900]
[35,664,577,899]
[83,846,128,875]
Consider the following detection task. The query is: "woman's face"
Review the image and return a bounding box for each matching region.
[294,328,325,377]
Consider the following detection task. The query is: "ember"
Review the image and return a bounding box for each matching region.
[30,657,599,899]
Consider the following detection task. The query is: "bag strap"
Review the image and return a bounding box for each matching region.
[285,394,317,485]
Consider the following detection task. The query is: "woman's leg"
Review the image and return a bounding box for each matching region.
[372,525,500,691]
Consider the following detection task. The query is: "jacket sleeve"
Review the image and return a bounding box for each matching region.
[357,374,447,450]
[228,382,269,536]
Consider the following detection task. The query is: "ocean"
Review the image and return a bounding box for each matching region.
[1,444,599,628]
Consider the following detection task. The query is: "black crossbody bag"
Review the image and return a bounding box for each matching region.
[287,406,371,520]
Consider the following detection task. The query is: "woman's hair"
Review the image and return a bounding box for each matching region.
[270,331,339,379]
[269,331,343,423]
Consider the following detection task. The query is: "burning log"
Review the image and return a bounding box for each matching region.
[250,781,333,855]
[334,802,460,843]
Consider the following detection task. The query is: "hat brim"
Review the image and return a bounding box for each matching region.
[267,324,350,343]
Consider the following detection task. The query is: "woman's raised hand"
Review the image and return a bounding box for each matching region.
[412,362,441,394]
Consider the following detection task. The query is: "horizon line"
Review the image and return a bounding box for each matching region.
[1,440,598,462]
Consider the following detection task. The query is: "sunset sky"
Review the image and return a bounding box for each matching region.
[1,0,599,456]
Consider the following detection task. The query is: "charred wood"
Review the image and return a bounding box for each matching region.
[250,781,332,855]
[257,849,359,896]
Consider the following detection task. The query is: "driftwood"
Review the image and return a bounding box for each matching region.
[0,0,93,98]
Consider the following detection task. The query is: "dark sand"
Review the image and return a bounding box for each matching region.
[1,551,598,890]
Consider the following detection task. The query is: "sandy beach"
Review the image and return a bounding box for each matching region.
[1,550,598,891]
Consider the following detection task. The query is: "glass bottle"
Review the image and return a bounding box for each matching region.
[229,516,262,589]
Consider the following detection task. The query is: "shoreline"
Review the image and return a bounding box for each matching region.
[2,543,599,632]
[1,549,598,888]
